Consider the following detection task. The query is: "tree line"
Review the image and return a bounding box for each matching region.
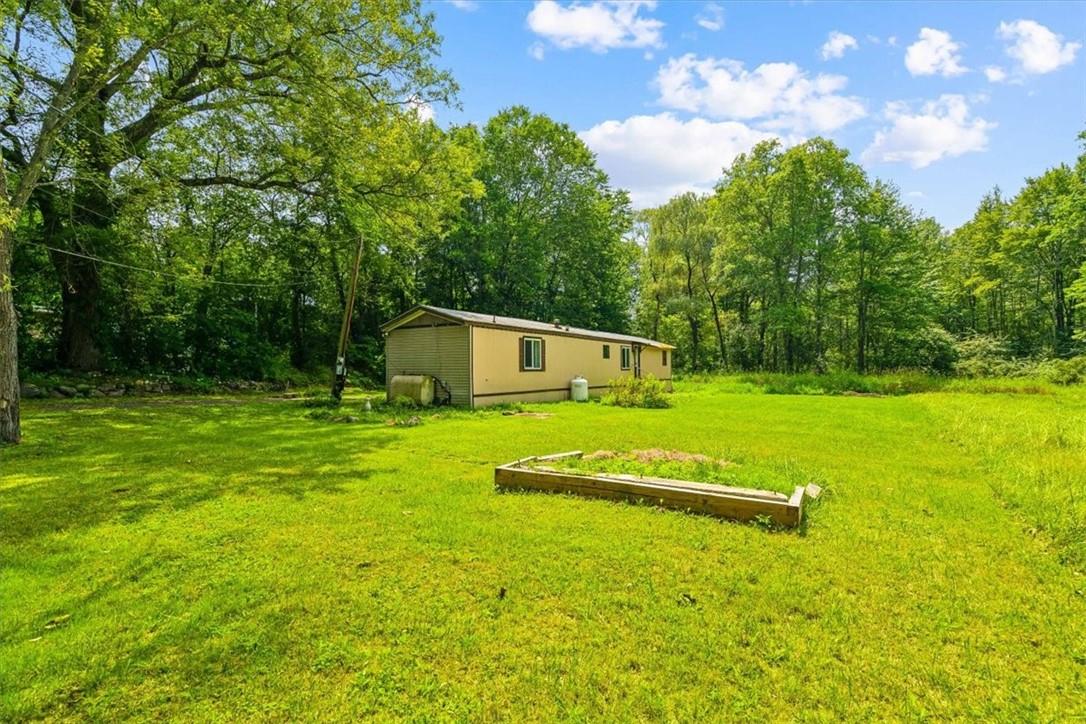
[637,136,1084,373]
[1,0,1083,444]
[1,1,634,442]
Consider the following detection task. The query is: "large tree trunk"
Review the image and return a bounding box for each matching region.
[46,82,115,371]
[34,190,103,370]
[0,225,20,443]
[52,250,103,370]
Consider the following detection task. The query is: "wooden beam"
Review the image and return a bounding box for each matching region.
[495,461,805,527]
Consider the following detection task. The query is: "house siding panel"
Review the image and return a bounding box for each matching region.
[472,326,646,407]
[385,325,471,406]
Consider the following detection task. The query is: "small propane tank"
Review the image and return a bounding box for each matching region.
[570,376,589,402]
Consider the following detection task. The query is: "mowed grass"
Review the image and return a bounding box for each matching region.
[2,381,1085,720]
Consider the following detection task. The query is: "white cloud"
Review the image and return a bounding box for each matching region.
[984,65,1007,83]
[906,190,926,199]
[526,1,664,53]
[447,0,478,10]
[580,113,782,207]
[997,19,1080,75]
[887,36,898,47]
[529,42,546,61]
[821,31,858,60]
[654,54,866,133]
[905,28,968,77]
[863,94,995,168]
[407,97,435,122]
[696,3,725,32]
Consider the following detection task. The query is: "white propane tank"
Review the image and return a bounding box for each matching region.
[389,375,435,405]
[570,376,589,402]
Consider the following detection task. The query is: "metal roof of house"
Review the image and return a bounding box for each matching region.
[381,304,675,349]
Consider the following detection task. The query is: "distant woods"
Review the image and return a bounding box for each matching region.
[2,0,1083,402]
[638,135,1085,373]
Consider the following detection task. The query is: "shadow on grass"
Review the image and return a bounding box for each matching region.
[0,399,397,548]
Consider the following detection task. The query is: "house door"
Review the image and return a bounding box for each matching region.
[634,345,642,378]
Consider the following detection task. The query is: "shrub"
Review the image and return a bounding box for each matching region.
[887,325,958,373]
[389,394,419,409]
[1043,356,1086,385]
[952,335,1028,378]
[739,371,943,396]
[602,374,670,408]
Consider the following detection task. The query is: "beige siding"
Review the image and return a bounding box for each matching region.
[639,347,673,390]
[471,326,672,406]
[385,324,471,405]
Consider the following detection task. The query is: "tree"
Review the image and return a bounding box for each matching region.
[845,181,931,372]
[419,106,634,332]
[646,193,714,370]
[1,0,456,442]
[1004,166,1084,354]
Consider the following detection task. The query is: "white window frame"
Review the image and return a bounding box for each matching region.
[620,345,632,370]
[522,336,543,371]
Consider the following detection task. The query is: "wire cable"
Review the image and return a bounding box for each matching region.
[29,242,315,289]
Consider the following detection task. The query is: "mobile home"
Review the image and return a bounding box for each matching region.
[381,305,674,407]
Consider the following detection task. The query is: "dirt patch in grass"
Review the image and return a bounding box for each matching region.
[583,448,732,467]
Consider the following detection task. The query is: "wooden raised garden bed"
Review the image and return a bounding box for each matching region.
[495,451,810,527]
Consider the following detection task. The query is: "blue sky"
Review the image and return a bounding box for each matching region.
[427,0,1085,228]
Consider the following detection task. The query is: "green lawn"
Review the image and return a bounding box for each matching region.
[2,380,1085,719]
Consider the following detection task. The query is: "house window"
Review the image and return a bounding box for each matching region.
[521,336,544,371]
[662,350,668,366]
[602,344,610,359]
[620,345,632,370]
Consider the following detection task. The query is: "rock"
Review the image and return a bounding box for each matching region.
[56,385,77,397]
[76,385,91,395]
[49,389,66,398]
[88,389,105,397]
[805,483,823,499]
[106,389,125,397]
[19,383,43,399]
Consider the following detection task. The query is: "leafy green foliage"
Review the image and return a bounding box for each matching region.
[739,371,944,396]
[640,139,939,375]
[639,134,1086,376]
[419,107,636,333]
[601,373,670,408]
[1043,356,1086,385]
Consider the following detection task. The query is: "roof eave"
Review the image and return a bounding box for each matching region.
[380,305,463,333]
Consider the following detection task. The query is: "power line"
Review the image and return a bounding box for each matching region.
[29,242,315,289]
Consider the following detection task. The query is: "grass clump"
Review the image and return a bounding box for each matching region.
[601,374,670,408]
[544,449,808,496]
[739,370,943,396]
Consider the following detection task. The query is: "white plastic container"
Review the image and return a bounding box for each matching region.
[570,376,589,402]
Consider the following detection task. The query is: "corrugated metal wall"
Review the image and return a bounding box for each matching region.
[385,325,471,406]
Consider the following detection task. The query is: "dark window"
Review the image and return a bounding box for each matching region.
[662,350,668,366]
[521,336,543,371]
[603,344,610,359]
[620,345,632,370]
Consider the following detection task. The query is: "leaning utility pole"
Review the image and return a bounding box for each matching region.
[331,234,365,402]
